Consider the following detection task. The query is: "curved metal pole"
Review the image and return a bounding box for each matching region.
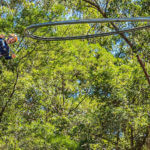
[25,17,150,41]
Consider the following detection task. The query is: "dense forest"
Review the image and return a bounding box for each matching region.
[0,0,150,149]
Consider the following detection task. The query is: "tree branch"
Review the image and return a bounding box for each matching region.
[83,0,150,86]
[137,55,150,85]
[0,69,19,122]
[68,96,86,115]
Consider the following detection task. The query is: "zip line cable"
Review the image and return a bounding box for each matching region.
[25,17,150,41]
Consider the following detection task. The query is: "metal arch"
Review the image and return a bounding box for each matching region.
[25,17,150,41]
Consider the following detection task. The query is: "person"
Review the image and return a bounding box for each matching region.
[0,34,17,60]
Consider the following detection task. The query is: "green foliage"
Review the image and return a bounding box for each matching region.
[0,0,149,149]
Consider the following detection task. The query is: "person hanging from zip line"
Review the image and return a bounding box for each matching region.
[0,34,17,60]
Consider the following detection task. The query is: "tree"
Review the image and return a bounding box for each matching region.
[0,0,150,149]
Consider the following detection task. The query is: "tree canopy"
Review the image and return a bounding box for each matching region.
[0,0,150,149]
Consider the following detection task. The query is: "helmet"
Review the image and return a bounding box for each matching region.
[9,34,18,42]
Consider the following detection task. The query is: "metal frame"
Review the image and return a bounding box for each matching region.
[25,17,150,41]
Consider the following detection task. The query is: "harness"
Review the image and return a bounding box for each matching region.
[0,38,9,57]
